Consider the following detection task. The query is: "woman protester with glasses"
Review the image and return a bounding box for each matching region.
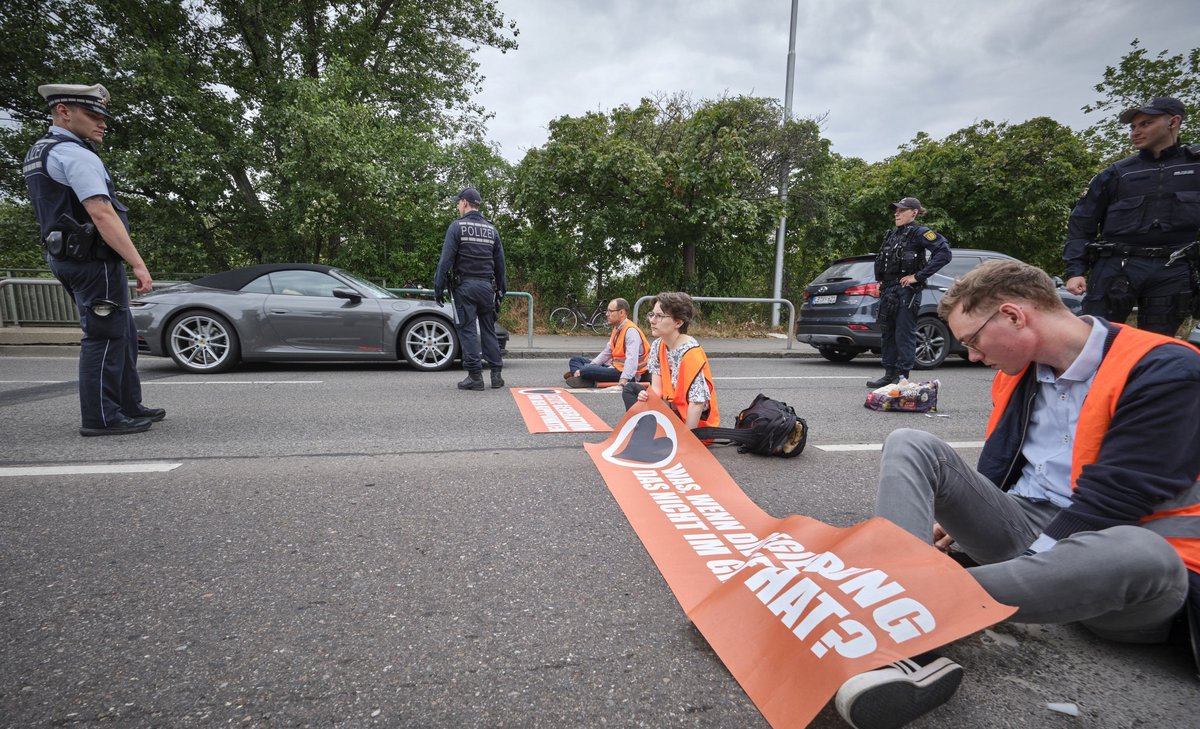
[621,292,720,431]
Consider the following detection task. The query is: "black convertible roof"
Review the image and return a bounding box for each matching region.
[189,263,337,291]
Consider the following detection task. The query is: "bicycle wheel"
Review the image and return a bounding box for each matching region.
[549,307,579,332]
[586,313,608,333]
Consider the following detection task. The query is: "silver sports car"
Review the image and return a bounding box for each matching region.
[131,263,507,374]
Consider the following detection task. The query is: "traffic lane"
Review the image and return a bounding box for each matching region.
[0,448,768,727]
[4,439,1195,726]
[1,356,992,464]
[3,364,1198,726]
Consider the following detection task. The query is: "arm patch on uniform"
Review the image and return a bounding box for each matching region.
[923,230,938,241]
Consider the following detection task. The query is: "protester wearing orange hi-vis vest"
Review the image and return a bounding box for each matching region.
[564,298,650,388]
[833,260,1200,729]
[621,292,718,430]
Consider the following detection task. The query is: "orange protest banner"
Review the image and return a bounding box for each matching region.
[510,387,612,433]
[586,396,1015,728]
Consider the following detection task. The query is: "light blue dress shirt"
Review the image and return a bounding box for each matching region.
[44,127,111,202]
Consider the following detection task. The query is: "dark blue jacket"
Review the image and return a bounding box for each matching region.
[1063,144,1200,279]
[434,210,506,295]
[874,223,951,285]
[977,319,1200,542]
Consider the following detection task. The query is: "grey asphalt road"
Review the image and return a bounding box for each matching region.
[1,354,1196,728]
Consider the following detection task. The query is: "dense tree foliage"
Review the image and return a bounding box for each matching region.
[0,0,518,280]
[513,95,829,306]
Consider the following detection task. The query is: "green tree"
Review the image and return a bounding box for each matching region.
[1082,39,1199,161]
[0,0,517,283]
[513,94,830,305]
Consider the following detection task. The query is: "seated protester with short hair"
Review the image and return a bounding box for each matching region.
[833,259,1200,729]
[564,297,650,388]
[621,292,719,430]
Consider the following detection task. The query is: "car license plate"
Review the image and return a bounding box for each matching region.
[812,295,837,305]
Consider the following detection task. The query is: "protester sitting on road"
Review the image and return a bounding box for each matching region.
[833,259,1200,729]
[564,297,651,388]
[621,292,719,430]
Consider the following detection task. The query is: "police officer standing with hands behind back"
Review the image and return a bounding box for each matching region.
[434,187,507,391]
[866,197,951,388]
[1064,96,1200,336]
[23,83,165,436]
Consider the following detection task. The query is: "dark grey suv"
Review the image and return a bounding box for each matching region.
[795,249,1083,368]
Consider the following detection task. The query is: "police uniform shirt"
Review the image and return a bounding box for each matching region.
[42,127,112,203]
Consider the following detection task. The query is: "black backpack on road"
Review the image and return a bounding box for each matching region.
[693,393,808,458]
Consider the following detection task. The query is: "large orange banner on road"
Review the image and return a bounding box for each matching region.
[510,387,611,433]
[585,396,1015,728]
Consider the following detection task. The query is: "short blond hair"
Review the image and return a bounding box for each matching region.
[938,260,1066,318]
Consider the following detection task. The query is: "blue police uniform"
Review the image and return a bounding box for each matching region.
[434,208,507,382]
[23,126,151,432]
[873,223,952,376]
[1064,144,1200,335]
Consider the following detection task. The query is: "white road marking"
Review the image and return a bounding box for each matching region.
[715,376,867,380]
[0,462,183,477]
[817,441,985,452]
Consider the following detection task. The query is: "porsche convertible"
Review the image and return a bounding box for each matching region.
[130,263,507,374]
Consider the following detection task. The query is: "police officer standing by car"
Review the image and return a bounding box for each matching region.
[1064,96,1200,336]
[23,83,165,436]
[867,197,951,388]
[434,187,507,391]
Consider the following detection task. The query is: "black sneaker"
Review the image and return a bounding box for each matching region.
[564,375,591,389]
[866,372,900,388]
[835,654,963,729]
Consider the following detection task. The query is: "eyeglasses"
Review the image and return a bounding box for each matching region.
[647,311,670,320]
[959,309,1000,352]
[606,308,621,313]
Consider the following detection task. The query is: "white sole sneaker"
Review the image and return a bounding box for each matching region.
[835,655,963,729]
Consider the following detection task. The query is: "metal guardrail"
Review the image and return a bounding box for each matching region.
[388,288,534,349]
[632,295,795,350]
[0,278,181,327]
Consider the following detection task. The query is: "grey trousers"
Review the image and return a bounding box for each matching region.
[878,429,1189,643]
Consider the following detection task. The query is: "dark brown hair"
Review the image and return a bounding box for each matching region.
[653,291,695,334]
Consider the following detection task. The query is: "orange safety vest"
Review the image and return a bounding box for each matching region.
[986,324,1200,573]
[660,342,720,428]
[610,318,650,376]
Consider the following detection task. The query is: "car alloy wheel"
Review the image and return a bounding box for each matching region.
[401,315,459,371]
[167,311,240,373]
[913,317,950,369]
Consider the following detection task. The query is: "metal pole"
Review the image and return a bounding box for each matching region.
[771,0,799,327]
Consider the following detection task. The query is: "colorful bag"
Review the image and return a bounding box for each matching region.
[864,379,939,413]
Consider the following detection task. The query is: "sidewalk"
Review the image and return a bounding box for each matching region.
[0,326,820,359]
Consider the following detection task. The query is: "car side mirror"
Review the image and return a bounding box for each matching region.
[332,287,363,302]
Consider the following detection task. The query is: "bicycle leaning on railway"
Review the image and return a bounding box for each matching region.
[549,296,608,333]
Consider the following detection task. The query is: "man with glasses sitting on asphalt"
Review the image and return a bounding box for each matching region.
[832,259,1200,729]
[563,298,650,389]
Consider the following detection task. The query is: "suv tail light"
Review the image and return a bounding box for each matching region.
[844,283,880,298]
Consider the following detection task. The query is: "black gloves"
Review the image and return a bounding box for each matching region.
[434,290,445,306]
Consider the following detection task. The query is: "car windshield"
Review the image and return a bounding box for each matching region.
[333,269,399,299]
[813,260,875,284]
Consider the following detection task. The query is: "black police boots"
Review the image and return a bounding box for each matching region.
[866,371,902,388]
[490,368,504,389]
[458,371,485,391]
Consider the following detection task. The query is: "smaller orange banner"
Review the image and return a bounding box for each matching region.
[510,387,612,433]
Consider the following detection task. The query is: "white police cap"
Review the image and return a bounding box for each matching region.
[38,83,113,119]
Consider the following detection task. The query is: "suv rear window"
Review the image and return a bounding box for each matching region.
[814,260,875,283]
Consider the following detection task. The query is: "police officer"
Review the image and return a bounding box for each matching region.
[1064,96,1200,336]
[434,187,507,391]
[867,197,952,388]
[23,83,164,436]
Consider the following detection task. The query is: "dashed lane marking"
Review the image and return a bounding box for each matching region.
[0,462,183,477]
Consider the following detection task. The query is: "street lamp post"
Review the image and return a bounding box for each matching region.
[771,0,799,327]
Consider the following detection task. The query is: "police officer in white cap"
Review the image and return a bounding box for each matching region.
[23,83,165,436]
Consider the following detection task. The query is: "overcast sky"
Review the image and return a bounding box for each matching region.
[473,0,1199,164]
